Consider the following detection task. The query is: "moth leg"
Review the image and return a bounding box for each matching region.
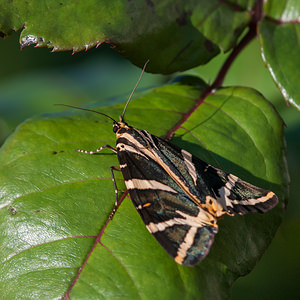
[76,144,117,154]
[109,166,122,219]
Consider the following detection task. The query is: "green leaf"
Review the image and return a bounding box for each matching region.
[0,80,287,299]
[0,0,252,73]
[259,3,300,110]
[264,0,300,20]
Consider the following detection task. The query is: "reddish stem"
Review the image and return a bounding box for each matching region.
[165,0,263,140]
[63,191,128,299]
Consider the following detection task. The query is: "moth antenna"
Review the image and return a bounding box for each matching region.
[121,59,150,122]
[54,104,117,123]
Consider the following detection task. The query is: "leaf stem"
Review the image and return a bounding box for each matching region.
[63,191,128,299]
[165,0,263,140]
[211,0,263,89]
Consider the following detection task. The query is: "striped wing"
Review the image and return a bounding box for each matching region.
[151,135,278,218]
[117,138,218,266]
[116,127,278,265]
[192,160,278,216]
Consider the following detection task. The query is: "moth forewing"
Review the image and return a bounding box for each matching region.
[113,123,278,266]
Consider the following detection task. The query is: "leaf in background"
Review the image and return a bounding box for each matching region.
[259,2,300,110]
[0,80,287,299]
[0,0,253,73]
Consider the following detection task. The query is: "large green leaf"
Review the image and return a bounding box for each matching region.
[0,0,252,73]
[0,80,287,299]
[259,1,300,110]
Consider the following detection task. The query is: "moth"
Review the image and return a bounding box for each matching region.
[57,67,278,267]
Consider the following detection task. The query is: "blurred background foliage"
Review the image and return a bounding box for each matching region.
[0,31,299,299]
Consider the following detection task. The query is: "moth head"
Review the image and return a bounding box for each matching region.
[113,120,130,134]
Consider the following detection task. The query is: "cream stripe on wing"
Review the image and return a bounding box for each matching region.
[146,217,188,233]
[118,132,147,150]
[181,149,198,185]
[230,191,276,206]
[174,226,198,264]
[217,174,239,208]
[146,208,218,234]
[138,130,159,150]
[117,143,149,160]
[125,179,178,193]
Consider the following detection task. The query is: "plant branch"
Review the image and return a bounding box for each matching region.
[165,0,263,140]
[211,0,263,89]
